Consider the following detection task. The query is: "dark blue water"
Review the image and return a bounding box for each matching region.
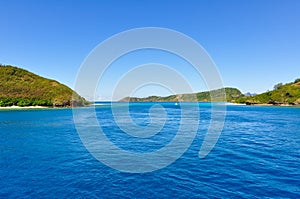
[1,103,299,198]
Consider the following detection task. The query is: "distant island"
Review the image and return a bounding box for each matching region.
[0,65,89,107]
[120,79,300,106]
[120,87,243,102]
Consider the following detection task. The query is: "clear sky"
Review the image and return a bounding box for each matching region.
[1,0,299,100]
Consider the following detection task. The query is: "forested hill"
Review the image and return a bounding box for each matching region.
[234,78,300,105]
[0,65,89,107]
[120,87,243,102]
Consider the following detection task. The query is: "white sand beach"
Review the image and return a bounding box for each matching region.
[0,105,49,110]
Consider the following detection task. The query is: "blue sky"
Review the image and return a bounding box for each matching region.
[0,0,299,100]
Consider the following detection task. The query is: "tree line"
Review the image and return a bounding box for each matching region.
[0,97,52,107]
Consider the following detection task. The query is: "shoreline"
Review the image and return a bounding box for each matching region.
[0,103,299,110]
[0,105,49,110]
[237,103,300,107]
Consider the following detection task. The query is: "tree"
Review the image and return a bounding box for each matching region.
[274,83,283,90]
[294,78,300,83]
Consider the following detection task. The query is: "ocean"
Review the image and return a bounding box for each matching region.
[1,103,299,198]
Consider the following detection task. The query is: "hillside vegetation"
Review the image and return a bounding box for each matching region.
[233,78,300,105]
[120,87,243,102]
[0,65,89,107]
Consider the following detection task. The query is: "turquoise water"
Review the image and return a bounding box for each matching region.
[0,103,299,198]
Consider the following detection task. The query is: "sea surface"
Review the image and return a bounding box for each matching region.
[0,102,299,198]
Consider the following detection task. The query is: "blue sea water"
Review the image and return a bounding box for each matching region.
[0,103,299,198]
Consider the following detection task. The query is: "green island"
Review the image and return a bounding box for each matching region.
[120,87,243,102]
[121,79,300,106]
[233,79,300,106]
[0,65,89,107]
